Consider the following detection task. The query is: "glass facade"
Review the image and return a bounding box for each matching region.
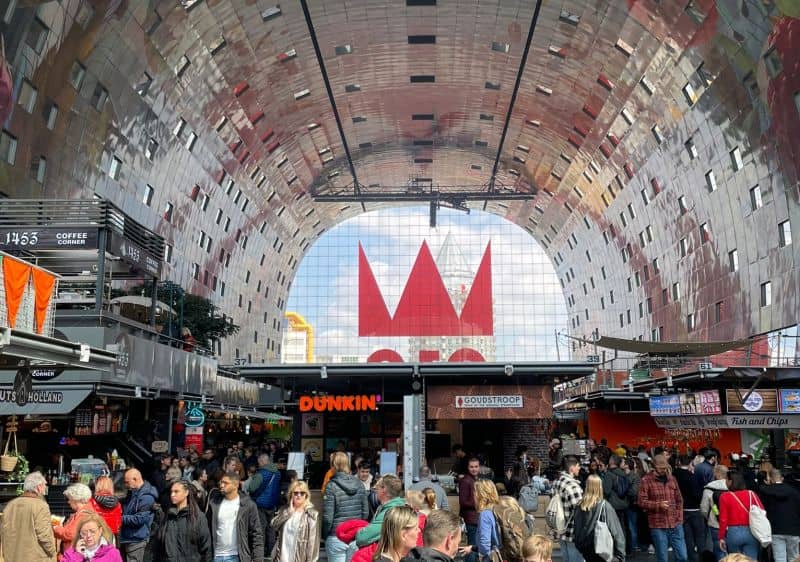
[285,206,569,363]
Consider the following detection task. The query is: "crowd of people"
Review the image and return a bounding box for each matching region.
[0,436,798,562]
[546,438,800,562]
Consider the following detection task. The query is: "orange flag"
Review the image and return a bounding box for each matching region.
[31,268,56,334]
[2,257,31,329]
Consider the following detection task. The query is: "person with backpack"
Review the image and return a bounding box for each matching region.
[700,464,729,561]
[549,456,585,562]
[573,475,626,562]
[718,470,765,559]
[622,458,643,555]
[493,495,532,562]
[248,453,282,556]
[601,456,630,541]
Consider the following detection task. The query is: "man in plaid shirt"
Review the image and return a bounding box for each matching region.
[638,454,688,562]
[553,456,585,562]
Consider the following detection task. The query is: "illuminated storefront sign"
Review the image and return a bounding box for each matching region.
[650,391,721,417]
[455,395,523,408]
[779,389,800,413]
[428,385,551,419]
[298,394,380,412]
[726,389,778,414]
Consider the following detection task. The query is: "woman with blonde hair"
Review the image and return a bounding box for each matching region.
[573,475,625,562]
[421,487,438,515]
[61,513,121,561]
[522,535,553,562]
[462,479,502,560]
[323,451,368,562]
[272,480,320,562]
[90,475,122,537]
[372,504,420,562]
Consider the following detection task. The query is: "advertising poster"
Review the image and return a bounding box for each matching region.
[301,413,323,436]
[726,389,779,413]
[649,395,680,416]
[785,430,800,451]
[680,394,699,415]
[698,391,722,415]
[779,390,800,414]
[184,426,203,453]
[301,438,323,462]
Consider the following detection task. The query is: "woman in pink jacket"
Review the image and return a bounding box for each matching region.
[61,514,122,562]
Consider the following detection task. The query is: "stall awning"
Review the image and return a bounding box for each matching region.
[595,336,754,357]
[0,383,93,415]
[204,405,292,421]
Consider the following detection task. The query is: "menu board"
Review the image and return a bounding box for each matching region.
[726,389,779,414]
[651,391,720,416]
[698,390,722,414]
[779,390,800,414]
[649,395,681,416]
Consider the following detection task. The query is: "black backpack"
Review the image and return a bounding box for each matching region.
[613,472,629,499]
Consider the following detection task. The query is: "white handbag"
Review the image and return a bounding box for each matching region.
[594,501,615,562]
[731,491,772,547]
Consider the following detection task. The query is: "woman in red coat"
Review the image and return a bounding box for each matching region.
[90,476,122,537]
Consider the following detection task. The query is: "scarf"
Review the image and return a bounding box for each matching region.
[82,537,108,560]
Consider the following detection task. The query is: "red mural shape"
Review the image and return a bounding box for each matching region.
[358,241,493,337]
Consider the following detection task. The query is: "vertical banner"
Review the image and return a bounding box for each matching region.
[184,426,203,453]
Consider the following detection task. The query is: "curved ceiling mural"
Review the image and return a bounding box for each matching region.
[0,0,797,362]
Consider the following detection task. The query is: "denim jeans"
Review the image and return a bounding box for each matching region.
[326,535,350,562]
[625,508,639,553]
[709,527,724,561]
[772,534,800,562]
[683,510,707,562]
[466,524,478,562]
[560,540,585,562]
[725,525,759,559]
[214,557,241,562]
[651,525,688,562]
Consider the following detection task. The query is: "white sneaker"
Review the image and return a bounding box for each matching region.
[648,545,655,555]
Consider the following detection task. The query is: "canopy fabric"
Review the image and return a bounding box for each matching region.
[596,336,755,357]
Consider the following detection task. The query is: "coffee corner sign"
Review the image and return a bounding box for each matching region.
[298,394,380,412]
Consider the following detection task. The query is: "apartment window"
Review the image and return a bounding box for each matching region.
[164,244,173,263]
[619,314,624,328]
[600,297,605,310]
[145,137,158,160]
[91,84,109,111]
[652,256,659,273]
[18,80,37,113]
[136,72,153,96]
[620,212,628,228]
[192,263,200,280]
[185,132,197,151]
[175,55,190,77]
[25,17,48,54]
[679,237,688,257]
[678,195,689,215]
[627,309,632,324]
[714,301,723,323]
[163,201,174,221]
[69,61,86,90]
[610,290,615,304]
[662,288,668,306]
[627,277,632,292]
[779,220,792,247]
[225,178,235,195]
[173,118,186,137]
[730,147,744,171]
[705,170,717,192]
[0,130,17,165]
[687,313,696,332]
[627,203,636,220]
[220,282,225,296]
[223,217,230,232]
[108,156,122,180]
[214,209,223,224]
[198,231,206,247]
[672,282,680,301]
[44,101,58,130]
[2,0,16,24]
[200,193,210,211]
[683,83,698,106]
[635,271,641,287]
[601,266,607,280]
[30,156,46,183]
[641,189,650,206]
[749,185,763,210]
[699,222,710,243]
[760,281,772,307]
[685,138,698,159]
[639,302,644,319]
[143,184,154,206]
[728,249,739,272]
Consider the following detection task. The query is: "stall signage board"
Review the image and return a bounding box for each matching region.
[726,389,779,414]
[650,391,721,417]
[108,233,162,277]
[655,415,800,429]
[454,395,523,408]
[779,390,800,414]
[298,394,380,412]
[0,227,99,249]
[184,426,203,452]
[0,385,92,415]
[427,385,551,419]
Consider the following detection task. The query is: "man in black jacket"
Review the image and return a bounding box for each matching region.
[401,510,462,562]
[208,471,264,562]
[674,455,704,562]
[759,468,800,562]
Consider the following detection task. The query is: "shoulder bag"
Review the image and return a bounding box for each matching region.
[594,501,615,562]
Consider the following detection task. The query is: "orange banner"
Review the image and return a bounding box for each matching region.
[31,268,55,334]
[2,257,31,328]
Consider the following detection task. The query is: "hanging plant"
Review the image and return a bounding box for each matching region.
[12,454,29,495]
